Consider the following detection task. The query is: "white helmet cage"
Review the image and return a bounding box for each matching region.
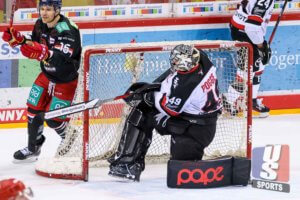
[169,44,200,71]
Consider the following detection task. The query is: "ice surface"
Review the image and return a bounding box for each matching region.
[0,114,299,200]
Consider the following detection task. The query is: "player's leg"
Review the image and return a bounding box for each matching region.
[13,73,49,163]
[169,119,216,160]
[108,103,156,181]
[252,47,270,117]
[223,26,250,115]
[45,78,78,140]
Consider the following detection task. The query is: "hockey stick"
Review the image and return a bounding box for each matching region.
[44,82,161,119]
[268,0,289,45]
[45,93,130,120]
[9,0,17,27]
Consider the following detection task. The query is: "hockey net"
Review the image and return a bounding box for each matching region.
[36,40,253,181]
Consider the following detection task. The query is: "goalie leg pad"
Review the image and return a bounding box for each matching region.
[167,156,251,188]
[108,107,154,181]
[108,108,152,165]
[232,157,251,186]
[167,157,233,188]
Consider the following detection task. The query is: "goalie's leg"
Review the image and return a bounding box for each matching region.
[108,107,154,182]
[252,59,270,117]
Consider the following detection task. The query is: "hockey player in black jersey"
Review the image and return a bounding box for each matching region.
[2,0,82,162]
[224,0,274,117]
[108,44,222,182]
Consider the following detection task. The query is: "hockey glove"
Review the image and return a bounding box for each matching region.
[2,27,26,47]
[21,42,49,61]
[124,91,155,107]
[259,40,271,65]
[124,82,161,106]
[126,82,149,94]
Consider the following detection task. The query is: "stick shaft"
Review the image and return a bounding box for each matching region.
[44,94,129,119]
[268,0,289,45]
[9,0,17,27]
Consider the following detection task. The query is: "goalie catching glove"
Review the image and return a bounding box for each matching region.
[124,82,161,107]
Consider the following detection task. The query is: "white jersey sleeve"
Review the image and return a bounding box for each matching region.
[231,0,274,44]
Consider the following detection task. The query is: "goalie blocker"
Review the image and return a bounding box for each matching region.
[167,156,251,188]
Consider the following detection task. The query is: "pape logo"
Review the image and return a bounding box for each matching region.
[177,167,224,186]
[252,144,290,193]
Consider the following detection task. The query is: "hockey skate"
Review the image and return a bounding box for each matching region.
[13,135,45,163]
[253,98,270,118]
[108,162,143,182]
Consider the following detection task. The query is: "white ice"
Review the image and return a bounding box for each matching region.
[0,114,300,200]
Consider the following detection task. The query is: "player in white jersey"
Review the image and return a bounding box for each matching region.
[224,0,274,117]
[107,44,222,182]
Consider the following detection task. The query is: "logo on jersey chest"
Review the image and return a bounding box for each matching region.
[173,77,179,89]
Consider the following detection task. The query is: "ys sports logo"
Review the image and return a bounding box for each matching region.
[252,144,290,193]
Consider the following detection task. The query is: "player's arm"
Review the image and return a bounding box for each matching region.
[154,76,190,117]
[244,0,273,45]
[1,20,41,47]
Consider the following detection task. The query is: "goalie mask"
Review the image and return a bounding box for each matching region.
[170,44,200,72]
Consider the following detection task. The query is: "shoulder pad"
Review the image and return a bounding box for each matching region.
[69,19,79,30]
[55,22,71,33]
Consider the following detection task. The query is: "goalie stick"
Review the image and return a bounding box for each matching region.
[45,94,129,120]
[45,82,161,119]
[268,0,289,45]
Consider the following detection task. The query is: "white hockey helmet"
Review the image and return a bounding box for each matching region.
[169,44,200,71]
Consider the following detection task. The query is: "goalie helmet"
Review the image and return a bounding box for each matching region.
[170,44,200,71]
[39,0,62,11]
[0,178,33,200]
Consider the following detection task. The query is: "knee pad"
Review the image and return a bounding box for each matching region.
[46,119,68,139]
[170,135,204,160]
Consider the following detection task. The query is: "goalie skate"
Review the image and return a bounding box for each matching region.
[108,162,143,182]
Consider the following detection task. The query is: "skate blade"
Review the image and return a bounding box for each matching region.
[252,111,269,118]
[108,172,138,182]
[12,156,39,164]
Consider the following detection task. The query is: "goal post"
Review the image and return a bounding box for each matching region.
[35,40,253,181]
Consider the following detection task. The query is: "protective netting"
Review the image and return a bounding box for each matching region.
[36,41,251,180]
